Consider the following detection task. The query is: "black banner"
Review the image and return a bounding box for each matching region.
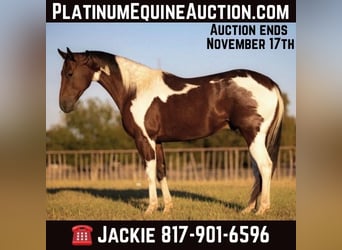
[47,220,295,249]
[46,0,296,23]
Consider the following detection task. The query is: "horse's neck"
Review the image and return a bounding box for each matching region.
[97,72,127,112]
[96,55,162,112]
[115,56,162,93]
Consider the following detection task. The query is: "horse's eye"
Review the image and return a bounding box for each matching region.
[67,72,73,77]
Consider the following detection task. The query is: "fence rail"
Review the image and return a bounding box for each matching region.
[46,146,296,181]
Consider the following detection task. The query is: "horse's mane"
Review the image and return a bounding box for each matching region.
[85,50,178,93]
[86,50,120,73]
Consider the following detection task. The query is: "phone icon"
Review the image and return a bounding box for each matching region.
[72,225,93,246]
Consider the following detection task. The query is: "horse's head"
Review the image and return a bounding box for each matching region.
[57,47,94,113]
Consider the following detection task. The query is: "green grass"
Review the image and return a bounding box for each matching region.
[46,179,296,220]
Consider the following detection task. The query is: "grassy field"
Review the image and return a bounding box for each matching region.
[46,179,296,220]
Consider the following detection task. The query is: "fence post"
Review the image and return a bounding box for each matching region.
[224,150,228,181]
[289,148,294,179]
[234,149,239,180]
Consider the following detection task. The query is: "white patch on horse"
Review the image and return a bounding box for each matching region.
[92,65,110,81]
[115,56,154,91]
[209,78,224,84]
[145,159,158,213]
[101,65,110,75]
[117,56,199,147]
[232,75,278,133]
[249,131,273,213]
[160,177,172,211]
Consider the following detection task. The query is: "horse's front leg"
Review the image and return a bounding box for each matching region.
[156,143,173,213]
[134,135,159,215]
[145,158,158,215]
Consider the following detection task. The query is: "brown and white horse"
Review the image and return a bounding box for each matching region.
[57,48,284,215]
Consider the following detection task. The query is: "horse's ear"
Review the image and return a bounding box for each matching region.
[57,48,67,59]
[66,47,75,61]
[57,48,75,61]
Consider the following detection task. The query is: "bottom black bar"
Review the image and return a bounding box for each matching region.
[47,220,295,250]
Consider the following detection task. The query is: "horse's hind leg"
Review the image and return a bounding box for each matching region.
[247,132,273,215]
[242,159,262,214]
[156,143,173,213]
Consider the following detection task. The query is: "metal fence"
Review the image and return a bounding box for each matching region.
[46,146,295,181]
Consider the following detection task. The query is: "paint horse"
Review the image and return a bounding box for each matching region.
[57,48,284,215]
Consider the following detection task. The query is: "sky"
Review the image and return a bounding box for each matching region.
[46,23,296,129]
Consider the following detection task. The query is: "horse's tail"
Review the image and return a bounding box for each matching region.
[266,85,284,176]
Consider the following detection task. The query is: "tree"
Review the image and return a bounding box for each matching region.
[46,98,135,150]
[46,125,78,150]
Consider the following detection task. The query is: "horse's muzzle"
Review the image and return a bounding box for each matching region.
[59,99,74,113]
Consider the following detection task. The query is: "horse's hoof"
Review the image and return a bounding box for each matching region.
[255,210,265,215]
[144,204,158,216]
[163,202,173,214]
[241,208,252,214]
[241,205,254,214]
[255,205,270,215]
